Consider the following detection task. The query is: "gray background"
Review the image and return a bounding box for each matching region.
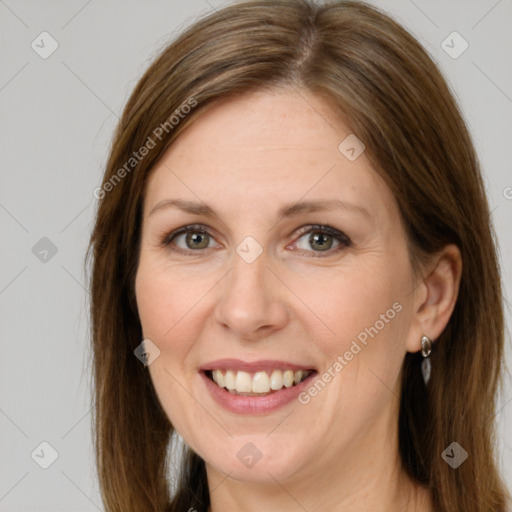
[1,0,511,510]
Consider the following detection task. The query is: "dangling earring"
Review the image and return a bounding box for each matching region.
[420,335,433,385]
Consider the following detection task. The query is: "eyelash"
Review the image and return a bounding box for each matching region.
[160,223,352,258]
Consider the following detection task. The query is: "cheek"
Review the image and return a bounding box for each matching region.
[135,264,214,441]
[307,261,409,349]
[135,260,207,345]
[301,254,413,409]
[296,273,411,442]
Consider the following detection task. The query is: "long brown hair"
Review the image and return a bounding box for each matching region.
[85,1,509,510]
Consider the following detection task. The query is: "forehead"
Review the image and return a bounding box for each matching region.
[143,88,395,222]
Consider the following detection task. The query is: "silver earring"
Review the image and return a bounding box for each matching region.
[420,335,432,385]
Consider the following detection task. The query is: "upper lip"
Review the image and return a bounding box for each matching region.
[200,358,316,373]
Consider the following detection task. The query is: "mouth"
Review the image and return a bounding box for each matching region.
[204,368,315,397]
[199,358,318,413]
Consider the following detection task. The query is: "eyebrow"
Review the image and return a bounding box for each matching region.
[148,198,372,220]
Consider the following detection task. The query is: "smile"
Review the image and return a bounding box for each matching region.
[206,369,313,396]
[199,359,317,414]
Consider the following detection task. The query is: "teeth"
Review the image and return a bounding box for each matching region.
[252,371,270,393]
[224,370,236,390]
[270,369,283,390]
[210,369,310,395]
[283,370,294,388]
[235,371,252,392]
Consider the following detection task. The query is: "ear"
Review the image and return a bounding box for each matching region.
[406,244,462,353]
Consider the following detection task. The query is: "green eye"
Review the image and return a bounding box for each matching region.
[293,225,351,257]
[163,226,213,251]
[302,231,334,251]
[182,231,210,250]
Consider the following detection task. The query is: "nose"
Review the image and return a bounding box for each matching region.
[213,249,289,341]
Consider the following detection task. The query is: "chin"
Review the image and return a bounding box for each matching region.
[197,433,311,485]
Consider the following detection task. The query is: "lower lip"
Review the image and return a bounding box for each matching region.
[200,371,317,415]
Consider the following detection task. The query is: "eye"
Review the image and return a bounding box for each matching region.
[161,224,218,254]
[291,224,351,257]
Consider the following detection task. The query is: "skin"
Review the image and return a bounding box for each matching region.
[134,88,462,511]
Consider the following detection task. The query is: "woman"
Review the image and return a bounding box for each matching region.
[86,0,510,510]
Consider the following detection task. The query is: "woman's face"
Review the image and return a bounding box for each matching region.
[135,88,420,486]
